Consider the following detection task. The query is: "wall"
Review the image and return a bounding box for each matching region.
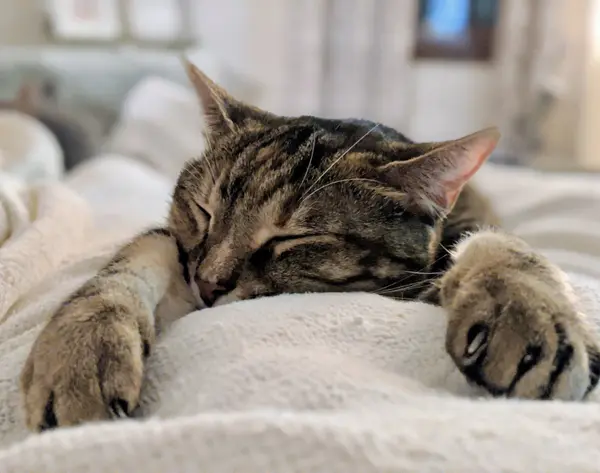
[0,0,45,45]
[0,0,511,149]
[191,0,248,74]
[524,0,589,170]
[408,63,498,141]
[578,0,600,170]
[215,0,502,143]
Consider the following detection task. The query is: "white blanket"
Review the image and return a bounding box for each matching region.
[2,81,600,472]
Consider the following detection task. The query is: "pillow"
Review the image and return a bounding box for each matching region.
[0,110,63,182]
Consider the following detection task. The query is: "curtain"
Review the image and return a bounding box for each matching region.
[496,0,587,166]
[251,0,582,166]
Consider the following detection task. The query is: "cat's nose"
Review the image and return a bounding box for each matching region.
[196,279,226,307]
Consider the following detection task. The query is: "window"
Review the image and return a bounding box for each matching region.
[414,0,499,61]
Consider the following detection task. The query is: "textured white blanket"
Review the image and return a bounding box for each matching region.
[1,82,600,472]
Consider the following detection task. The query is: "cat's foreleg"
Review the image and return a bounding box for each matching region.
[20,228,195,430]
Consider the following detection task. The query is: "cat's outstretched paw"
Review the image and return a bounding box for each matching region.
[20,286,153,430]
[439,230,600,400]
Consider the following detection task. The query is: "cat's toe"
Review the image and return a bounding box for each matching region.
[442,273,597,400]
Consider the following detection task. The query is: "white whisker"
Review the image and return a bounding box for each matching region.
[302,124,379,199]
[301,178,381,204]
[373,251,451,296]
[401,269,444,276]
[439,242,452,255]
[375,279,409,293]
[375,278,432,296]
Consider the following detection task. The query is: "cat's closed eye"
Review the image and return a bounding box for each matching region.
[268,234,338,257]
[265,233,326,246]
[193,202,212,221]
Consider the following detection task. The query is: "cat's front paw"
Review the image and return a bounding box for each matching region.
[20,287,153,430]
[440,234,600,400]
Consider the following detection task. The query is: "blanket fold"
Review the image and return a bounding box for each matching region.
[0,177,91,323]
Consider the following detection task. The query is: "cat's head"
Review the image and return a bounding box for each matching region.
[169,62,500,307]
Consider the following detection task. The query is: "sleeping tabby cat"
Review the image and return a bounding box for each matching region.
[20,62,600,430]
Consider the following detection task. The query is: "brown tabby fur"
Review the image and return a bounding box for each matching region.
[21,62,600,431]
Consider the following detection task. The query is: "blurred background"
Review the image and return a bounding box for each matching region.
[0,0,597,173]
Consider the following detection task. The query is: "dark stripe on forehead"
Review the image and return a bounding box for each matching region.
[279,125,315,156]
[277,193,301,225]
[228,127,283,158]
[222,124,329,207]
[220,116,417,204]
[307,117,413,143]
[251,126,327,177]
[252,178,290,210]
[244,140,334,216]
[221,126,297,201]
[287,138,333,190]
[224,173,249,202]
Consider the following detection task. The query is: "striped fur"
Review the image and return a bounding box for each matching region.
[19,62,600,431]
[170,116,455,302]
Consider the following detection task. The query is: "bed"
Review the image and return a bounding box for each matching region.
[0,77,600,473]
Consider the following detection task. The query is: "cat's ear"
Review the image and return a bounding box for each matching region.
[183,59,267,138]
[378,128,500,214]
[184,59,239,135]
